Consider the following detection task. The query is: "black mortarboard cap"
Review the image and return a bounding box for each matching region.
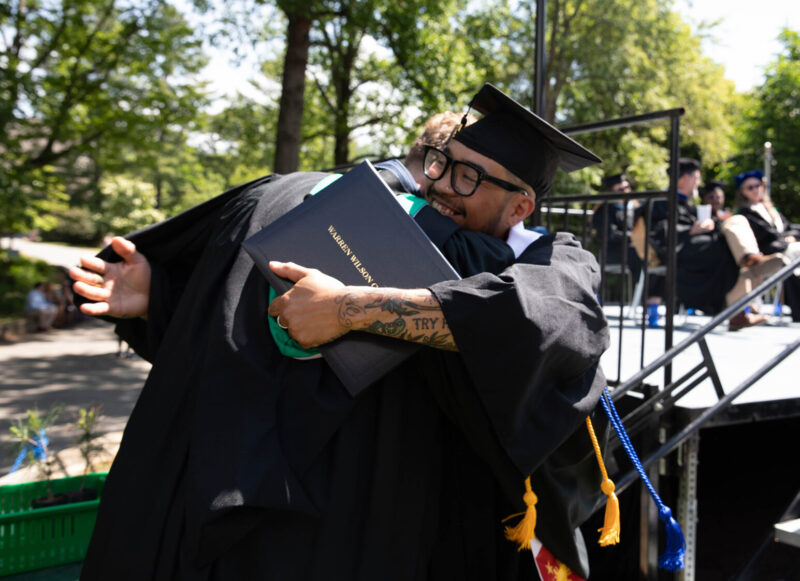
[600,172,630,191]
[453,83,601,198]
[676,157,701,177]
[701,179,728,196]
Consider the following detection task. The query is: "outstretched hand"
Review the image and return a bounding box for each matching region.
[267,261,348,349]
[69,237,151,318]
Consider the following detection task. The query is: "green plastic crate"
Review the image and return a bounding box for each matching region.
[0,473,106,576]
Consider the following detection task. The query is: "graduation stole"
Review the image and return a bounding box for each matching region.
[503,387,686,573]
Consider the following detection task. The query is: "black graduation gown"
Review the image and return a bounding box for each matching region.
[737,206,800,321]
[592,202,643,280]
[737,206,800,256]
[648,198,739,313]
[78,172,609,581]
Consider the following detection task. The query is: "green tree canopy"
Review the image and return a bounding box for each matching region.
[0,0,208,233]
[735,29,800,220]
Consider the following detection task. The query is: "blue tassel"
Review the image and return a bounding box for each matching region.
[657,506,686,571]
[600,388,686,570]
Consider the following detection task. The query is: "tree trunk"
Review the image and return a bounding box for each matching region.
[274,13,312,174]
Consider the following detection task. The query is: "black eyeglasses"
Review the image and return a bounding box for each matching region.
[743,182,763,191]
[422,146,529,197]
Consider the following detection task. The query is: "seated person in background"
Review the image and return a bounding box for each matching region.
[734,169,800,321]
[647,158,784,330]
[592,172,642,281]
[702,180,732,221]
[24,281,58,331]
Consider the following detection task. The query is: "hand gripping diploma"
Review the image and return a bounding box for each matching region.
[69,236,151,318]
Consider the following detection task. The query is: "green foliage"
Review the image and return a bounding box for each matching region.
[75,405,103,476]
[492,0,742,195]
[734,29,800,221]
[0,251,60,318]
[9,404,65,487]
[40,207,101,246]
[0,0,209,233]
[1,0,784,226]
[94,175,166,235]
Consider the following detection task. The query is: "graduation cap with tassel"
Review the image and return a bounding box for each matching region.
[455,83,686,573]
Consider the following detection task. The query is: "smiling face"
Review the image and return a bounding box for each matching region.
[739,177,765,205]
[424,140,534,238]
[705,187,725,213]
[611,180,631,193]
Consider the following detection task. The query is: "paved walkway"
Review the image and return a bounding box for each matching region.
[0,319,150,479]
[1,237,99,269]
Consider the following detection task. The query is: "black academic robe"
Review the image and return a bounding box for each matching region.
[78,172,609,581]
[648,198,739,313]
[737,205,800,321]
[737,206,800,256]
[592,202,643,280]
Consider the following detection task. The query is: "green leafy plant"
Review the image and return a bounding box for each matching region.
[9,404,65,497]
[75,405,103,481]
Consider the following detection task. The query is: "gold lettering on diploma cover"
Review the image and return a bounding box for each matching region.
[327,225,380,287]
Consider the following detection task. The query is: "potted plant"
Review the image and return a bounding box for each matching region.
[1,405,108,575]
[9,404,65,507]
[74,404,103,499]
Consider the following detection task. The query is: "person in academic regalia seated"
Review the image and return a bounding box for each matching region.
[70,84,611,581]
[734,169,800,321]
[646,158,786,330]
[592,172,643,281]
[702,180,732,221]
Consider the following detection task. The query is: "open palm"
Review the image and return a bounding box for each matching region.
[70,237,151,318]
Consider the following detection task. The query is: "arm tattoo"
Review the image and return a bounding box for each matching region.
[335,290,458,351]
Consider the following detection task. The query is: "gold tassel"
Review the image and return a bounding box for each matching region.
[503,476,538,551]
[586,417,621,546]
[598,478,621,546]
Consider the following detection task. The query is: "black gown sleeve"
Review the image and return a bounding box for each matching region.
[75,175,278,361]
[739,206,793,255]
[428,232,609,476]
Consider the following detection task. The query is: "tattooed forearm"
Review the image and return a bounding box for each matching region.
[335,288,458,351]
[335,292,364,329]
[411,316,448,331]
[366,317,407,338]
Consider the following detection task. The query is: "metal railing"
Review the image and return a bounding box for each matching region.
[607,256,800,491]
[535,108,685,385]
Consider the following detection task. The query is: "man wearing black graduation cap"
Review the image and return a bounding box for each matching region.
[71,83,610,580]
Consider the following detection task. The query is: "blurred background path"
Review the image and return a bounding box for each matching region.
[0,235,151,483]
[0,318,149,479]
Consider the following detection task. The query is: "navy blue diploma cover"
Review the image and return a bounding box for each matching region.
[242,161,460,396]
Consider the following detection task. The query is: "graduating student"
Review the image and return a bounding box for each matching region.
[71,84,609,580]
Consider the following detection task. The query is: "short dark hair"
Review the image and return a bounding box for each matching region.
[677,157,701,177]
[600,172,630,191]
